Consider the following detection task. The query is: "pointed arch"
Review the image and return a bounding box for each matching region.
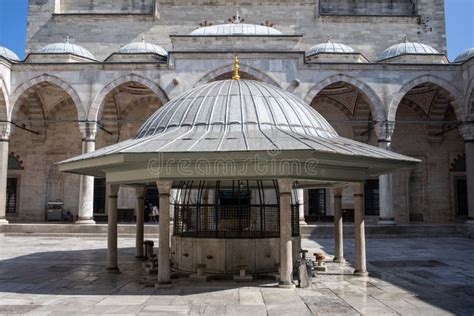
[465,79,474,117]
[88,74,169,122]
[388,75,465,122]
[195,64,281,88]
[0,77,8,122]
[304,74,386,124]
[9,74,86,121]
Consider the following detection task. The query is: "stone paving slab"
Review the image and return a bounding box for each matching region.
[0,236,473,315]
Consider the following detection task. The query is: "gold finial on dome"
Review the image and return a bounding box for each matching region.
[233,55,240,81]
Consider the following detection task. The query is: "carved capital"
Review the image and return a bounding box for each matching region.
[0,121,11,141]
[459,121,474,142]
[374,121,396,143]
[79,121,98,142]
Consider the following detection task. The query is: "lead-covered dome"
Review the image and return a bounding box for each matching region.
[306,41,355,58]
[0,46,20,61]
[454,48,474,63]
[39,41,95,60]
[136,79,337,140]
[118,41,168,58]
[379,42,439,60]
[190,23,282,36]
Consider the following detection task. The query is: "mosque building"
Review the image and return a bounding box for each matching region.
[0,0,473,239]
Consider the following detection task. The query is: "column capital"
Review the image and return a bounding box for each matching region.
[277,179,294,194]
[351,182,365,196]
[0,121,11,141]
[333,187,344,197]
[79,121,98,142]
[459,121,474,142]
[156,180,173,194]
[135,185,146,198]
[374,121,395,144]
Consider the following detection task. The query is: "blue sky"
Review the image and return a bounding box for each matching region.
[0,0,473,60]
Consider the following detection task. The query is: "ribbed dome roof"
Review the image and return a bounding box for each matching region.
[190,23,282,36]
[379,42,439,60]
[59,78,419,173]
[0,46,20,61]
[306,41,355,58]
[454,48,474,63]
[39,41,95,60]
[118,41,168,57]
[136,79,337,140]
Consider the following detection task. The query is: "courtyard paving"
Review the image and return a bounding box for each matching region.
[0,235,473,315]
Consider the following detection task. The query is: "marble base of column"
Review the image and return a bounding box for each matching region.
[75,217,96,225]
[466,220,474,239]
[0,218,9,224]
[377,218,396,225]
[333,257,346,264]
[353,270,369,277]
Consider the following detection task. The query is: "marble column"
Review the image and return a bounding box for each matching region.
[135,186,146,259]
[333,187,345,264]
[297,189,306,225]
[461,122,474,237]
[0,134,9,224]
[278,179,295,288]
[352,183,368,276]
[107,184,120,272]
[157,180,172,285]
[77,123,97,224]
[377,122,396,225]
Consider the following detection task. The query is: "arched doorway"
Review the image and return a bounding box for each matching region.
[391,81,465,223]
[9,81,83,221]
[93,80,165,222]
[308,80,382,223]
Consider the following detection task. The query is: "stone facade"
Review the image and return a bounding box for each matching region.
[0,0,472,225]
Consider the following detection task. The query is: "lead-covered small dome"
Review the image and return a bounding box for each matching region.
[39,41,95,60]
[0,46,20,61]
[118,40,168,58]
[190,23,282,36]
[454,48,474,63]
[306,41,355,58]
[379,42,439,60]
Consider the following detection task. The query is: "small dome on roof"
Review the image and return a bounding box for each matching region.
[0,46,20,61]
[454,48,474,63]
[306,41,355,57]
[39,39,95,60]
[379,41,439,60]
[118,39,168,58]
[190,23,282,36]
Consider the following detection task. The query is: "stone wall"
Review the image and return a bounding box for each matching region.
[320,0,416,16]
[58,0,156,14]
[26,0,447,60]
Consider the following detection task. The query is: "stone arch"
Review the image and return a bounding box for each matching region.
[304,74,386,125]
[9,74,86,121]
[0,77,8,124]
[465,79,474,117]
[88,74,169,122]
[388,75,465,122]
[195,64,281,88]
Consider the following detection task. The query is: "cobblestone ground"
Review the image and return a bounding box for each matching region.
[0,235,473,315]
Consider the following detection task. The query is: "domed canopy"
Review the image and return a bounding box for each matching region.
[379,42,439,60]
[306,41,355,57]
[118,41,168,58]
[0,46,20,61]
[454,48,474,63]
[190,23,282,36]
[39,41,95,60]
[59,77,418,184]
